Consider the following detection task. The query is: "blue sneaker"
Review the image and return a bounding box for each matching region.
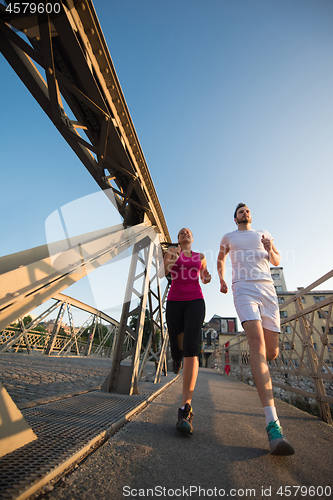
[266,420,295,455]
[176,403,193,435]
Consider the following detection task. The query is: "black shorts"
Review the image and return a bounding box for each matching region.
[166,299,205,360]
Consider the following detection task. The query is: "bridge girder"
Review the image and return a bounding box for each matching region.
[0,222,156,331]
[0,0,170,242]
[0,1,171,397]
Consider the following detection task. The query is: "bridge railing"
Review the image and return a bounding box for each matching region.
[208,270,333,424]
[0,326,118,357]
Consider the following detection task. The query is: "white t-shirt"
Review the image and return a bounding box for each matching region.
[220,229,273,284]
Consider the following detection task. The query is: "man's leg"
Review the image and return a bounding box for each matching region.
[182,356,199,407]
[244,320,294,455]
[243,320,274,407]
[263,328,279,361]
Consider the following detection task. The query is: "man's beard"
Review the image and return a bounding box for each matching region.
[237,215,251,224]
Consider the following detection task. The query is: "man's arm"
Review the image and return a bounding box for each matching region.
[217,245,229,294]
[261,236,280,266]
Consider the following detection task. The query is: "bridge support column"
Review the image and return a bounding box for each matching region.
[85,316,98,357]
[45,302,66,355]
[102,235,167,395]
[0,382,37,458]
[138,260,169,384]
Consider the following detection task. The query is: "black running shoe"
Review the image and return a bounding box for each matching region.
[173,360,182,374]
[176,403,193,435]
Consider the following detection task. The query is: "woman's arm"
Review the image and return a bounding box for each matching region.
[163,246,181,276]
[200,253,211,284]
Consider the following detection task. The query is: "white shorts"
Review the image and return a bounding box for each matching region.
[232,281,280,332]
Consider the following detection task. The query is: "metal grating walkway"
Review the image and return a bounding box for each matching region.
[0,378,177,500]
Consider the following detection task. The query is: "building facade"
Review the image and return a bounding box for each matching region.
[271,268,333,366]
[201,315,238,367]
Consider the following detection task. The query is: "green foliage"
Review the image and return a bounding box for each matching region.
[23,315,32,326]
[10,315,33,329]
[34,324,47,333]
[129,307,160,349]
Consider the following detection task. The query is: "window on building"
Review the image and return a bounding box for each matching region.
[314,296,325,303]
[284,342,291,350]
[301,297,306,303]
[278,297,285,304]
[228,319,236,333]
[285,326,291,333]
[280,311,288,318]
[275,286,283,292]
[271,273,280,280]
[318,311,326,319]
[220,319,228,333]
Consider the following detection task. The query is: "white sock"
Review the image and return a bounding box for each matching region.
[181,405,185,410]
[264,406,280,426]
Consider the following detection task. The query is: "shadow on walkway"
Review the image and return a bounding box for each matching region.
[43,368,333,500]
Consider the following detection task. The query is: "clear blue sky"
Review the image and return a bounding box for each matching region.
[1,0,333,326]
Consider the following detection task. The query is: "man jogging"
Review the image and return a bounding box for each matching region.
[217,203,294,455]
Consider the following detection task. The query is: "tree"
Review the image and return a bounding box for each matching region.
[10,315,32,329]
[34,324,47,333]
[23,315,32,326]
[129,307,161,350]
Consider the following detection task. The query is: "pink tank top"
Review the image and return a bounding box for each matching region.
[167,251,204,301]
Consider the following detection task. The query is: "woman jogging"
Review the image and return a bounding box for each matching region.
[164,228,211,435]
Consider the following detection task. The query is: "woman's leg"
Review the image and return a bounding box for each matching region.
[182,356,199,406]
[182,299,205,406]
[166,301,184,363]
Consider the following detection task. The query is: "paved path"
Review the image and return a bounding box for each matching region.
[44,368,333,500]
[1,355,333,500]
[0,353,112,408]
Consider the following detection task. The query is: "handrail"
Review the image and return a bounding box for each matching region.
[209,270,333,424]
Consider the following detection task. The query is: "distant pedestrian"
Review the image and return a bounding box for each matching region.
[164,228,211,435]
[217,203,294,455]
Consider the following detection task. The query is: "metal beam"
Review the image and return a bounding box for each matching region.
[101,235,168,394]
[0,0,170,241]
[0,222,156,331]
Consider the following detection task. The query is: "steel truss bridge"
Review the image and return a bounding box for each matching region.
[0,0,171,399]
[1,0,333,467]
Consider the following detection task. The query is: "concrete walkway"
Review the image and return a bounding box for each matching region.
[0,353,113,408]
[44,368,333,500]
